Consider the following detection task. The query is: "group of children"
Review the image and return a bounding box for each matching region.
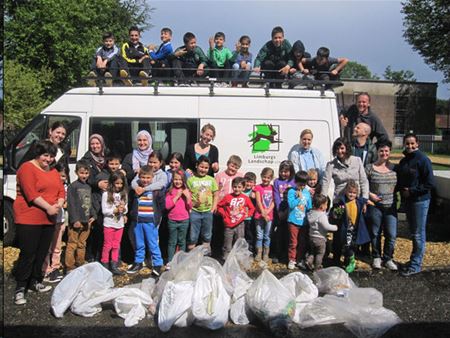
[43,146,368,284]
[87,25,348,88]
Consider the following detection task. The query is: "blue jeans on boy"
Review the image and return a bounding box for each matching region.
[405,199,430,272]
[134,222,163,267]
[367,205,397,261]
[189,211,213,245]
[255,219,272,248]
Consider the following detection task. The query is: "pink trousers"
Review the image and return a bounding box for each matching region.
[101,227,124,263]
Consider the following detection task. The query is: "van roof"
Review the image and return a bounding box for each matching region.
[65,86,337,99]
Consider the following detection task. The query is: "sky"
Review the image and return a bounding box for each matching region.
[142,0,449,99]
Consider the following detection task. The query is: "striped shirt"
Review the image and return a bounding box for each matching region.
[137,191,154,223]
[366,163,397,207]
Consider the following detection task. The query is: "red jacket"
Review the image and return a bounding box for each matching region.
[217,193,255,228]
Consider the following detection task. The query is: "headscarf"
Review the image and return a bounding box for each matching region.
[89,134,106,171]
[132,130,153,171]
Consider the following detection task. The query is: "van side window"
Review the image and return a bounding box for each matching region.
[90,118,198,161]
[10,115,81,168]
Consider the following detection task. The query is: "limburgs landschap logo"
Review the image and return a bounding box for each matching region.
[248,124,282,153]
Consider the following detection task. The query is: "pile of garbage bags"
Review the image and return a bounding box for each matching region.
[51,239,401,337]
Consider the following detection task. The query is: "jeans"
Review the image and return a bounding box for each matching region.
[232,62,251,80]
[405,199,430,272]
[255,218,272,248]
[189,211,213,245]
[167,219,189,262]
[367,205,397,261]
[134,222,163,266]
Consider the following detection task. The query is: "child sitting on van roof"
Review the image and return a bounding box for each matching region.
[208,31,235,85]
[231,35,253,87]
[118,26,151,87]
[147,27,173,79]
[253,26,293,89]
[300,47,348,82]
[169,32,208,86]
[87,32,119,87]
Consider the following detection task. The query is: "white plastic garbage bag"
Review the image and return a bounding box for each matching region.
[346,287,383,309]
[223,239,254,325]
[51,262,113,318]
[112,288,154,327]
[313,267,356,295]
[319,294,401,338]
[280,272,318,323]
[246,269,296,324]
[192,262,231,330]
[158,280,195,332]
[297,297,343,328]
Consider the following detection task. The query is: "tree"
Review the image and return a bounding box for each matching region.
[402,0,450,82]
[4,0,153,99]
[340,61,379,80]
[3,60,54,131]
[383,65,416,82]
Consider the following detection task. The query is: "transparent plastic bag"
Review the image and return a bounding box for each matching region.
[246,270,296,324]
[313,267,356,295]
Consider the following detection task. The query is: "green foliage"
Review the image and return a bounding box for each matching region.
[4,60,54,130]
[383,65,416,82]
[340,61,379,80]
[402,0,450,82]
[5,0,152,98]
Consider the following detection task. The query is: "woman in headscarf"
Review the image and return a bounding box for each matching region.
[122,130,153,183]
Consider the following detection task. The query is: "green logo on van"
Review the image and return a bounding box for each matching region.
[248,124,282,153]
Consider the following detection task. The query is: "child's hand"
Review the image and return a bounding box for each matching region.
[289,68,296,74]
[182,189,191,199]
[197,64,205,76]
[118,204,125,213]
[176,189,183,199]
[297,190,303,199]
[134,186,145,196]
[88,217,95,226]
[174,48,187,57]
[120,169,127,177]
[73,221,82,229]
[209,37,215,49]
[263,214,270,222]
[301,69,310,75]
[339,115,349,128]
[331,69,338,76]
[279,65,290,75]
[147,43,157,51]
[211,162,219,172]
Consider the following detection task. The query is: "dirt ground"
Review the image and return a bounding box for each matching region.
[2,215,450,338]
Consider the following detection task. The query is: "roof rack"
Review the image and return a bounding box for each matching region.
[84,67,343,96]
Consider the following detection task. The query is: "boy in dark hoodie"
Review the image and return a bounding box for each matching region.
[253,26,293,88]
[288,40,311,88]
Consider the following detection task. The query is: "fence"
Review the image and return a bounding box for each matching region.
[393,134,450,155]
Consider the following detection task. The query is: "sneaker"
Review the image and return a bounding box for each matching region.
[372,257,382,269]
[28,282,52,293]
[384,260,398,271]
[104,72,113,87]
[87,71,97,87]
[14,287,27,305]
[288,260,296,270]
[271,257,279,264]
[127,262,143,274]
[152,266,162,277]
[120,70,132,86]
[345,255,356,274]
[139,71,149,87]
[400,268,419,277]
[44,270,63,283]
[297,260,307,270]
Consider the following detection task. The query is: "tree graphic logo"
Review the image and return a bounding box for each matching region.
[248,124,282,153]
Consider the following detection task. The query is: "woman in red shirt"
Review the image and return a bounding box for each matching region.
[13,140,65,305]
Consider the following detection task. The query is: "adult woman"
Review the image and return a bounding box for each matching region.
[20,121,69,174]
[184,123,219,177]
[122,130,153,182]
[365,140,398,271]
[396,133,435,277]
[13,140,65,305]
[81,134,107,262]
[321,137,369,204]
[288,129,326,177]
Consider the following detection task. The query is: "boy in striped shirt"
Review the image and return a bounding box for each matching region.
[127,165,163,276]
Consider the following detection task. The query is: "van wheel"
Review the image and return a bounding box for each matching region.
[3,200,16,247]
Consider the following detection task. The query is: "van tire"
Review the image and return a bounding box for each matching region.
[3,199,16,247]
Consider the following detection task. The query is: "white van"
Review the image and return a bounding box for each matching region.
[3,86,340,245]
